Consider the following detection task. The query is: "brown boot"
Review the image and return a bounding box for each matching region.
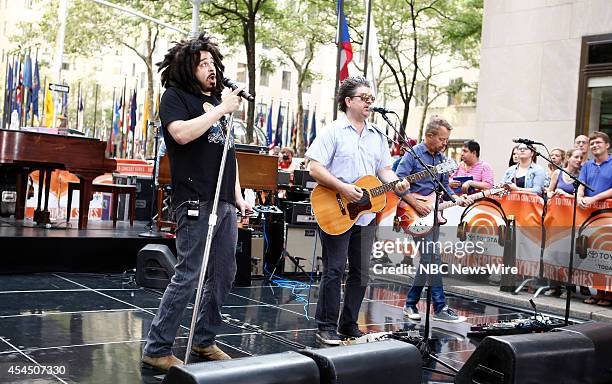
[191,344,231,360]
[142,354,183,372]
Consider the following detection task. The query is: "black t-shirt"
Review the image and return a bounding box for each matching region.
[159,86,236,207]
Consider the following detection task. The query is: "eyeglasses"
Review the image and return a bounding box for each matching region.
[351,94,375,103]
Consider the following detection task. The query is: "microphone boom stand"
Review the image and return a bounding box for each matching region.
[139,120,163,238]
[378,111,458,377]
[184,114,235,364]
[525,143,593,325]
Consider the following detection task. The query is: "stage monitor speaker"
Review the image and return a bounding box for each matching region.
[136,244,176,289]
[298,339,422,384]
[454,331,595,384]
[162,351,319,384]
[555,322,612,384]
[284,225,322,273]
[113,175,155,221]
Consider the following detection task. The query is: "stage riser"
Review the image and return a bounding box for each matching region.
[1,236,176,274]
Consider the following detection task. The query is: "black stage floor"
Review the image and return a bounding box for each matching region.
[0,219,175,273]
[0,272,554,383]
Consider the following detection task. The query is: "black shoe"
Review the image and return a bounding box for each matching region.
[337,327,364,339]
[316,330,342,345]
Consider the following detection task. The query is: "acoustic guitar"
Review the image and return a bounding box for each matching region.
[311,160,457,235]
[394,184,510,236]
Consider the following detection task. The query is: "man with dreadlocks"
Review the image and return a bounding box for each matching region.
[142,34,251,372]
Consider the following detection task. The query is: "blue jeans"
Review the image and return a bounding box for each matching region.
[316,221,376,332]
[405,227,446,313]
[143,201,238,357]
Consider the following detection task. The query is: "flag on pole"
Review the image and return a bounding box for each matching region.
[77,88,84,130]
[23,54,32,123]
[32,59,40,121]
[336,0,353,82]
[290,116,297,152]
[363,7,382,97]
[302,108,309,149]
[142,91,149,143]
[275,103,283,147]
[113,95,121,137]
[266,102,273,147]
[308,107,317,146]
[43,87,54,128]
[257,103,264,129]
[129,89,137,132]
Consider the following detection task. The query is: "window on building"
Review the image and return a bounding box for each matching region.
[237,63,247,83]
[140,73,145,89]
[259,67,270,87]
[445,140,464,164]
[25,0,33,9]
[577,34,612,140]
[61,62,70,71]
[282,71,291,90]
[303,81,311,94]
[447,78,463,106]
[132,63,136,77]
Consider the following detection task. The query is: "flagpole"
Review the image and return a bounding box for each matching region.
[333,0,343,120]
[93,84,99,138]
[108,87,116,157]
[1,53,9,128]
[120,79,126,158]
[363,0,372,78]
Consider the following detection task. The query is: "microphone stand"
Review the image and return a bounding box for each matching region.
[525,144,593,325]
[139,120,163,238]
[377,111,458,377]
[185,113,235,364]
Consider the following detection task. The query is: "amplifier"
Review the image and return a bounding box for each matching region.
[284,201,317,226]
[113,175,154,222]
[293,169,317,189]
[284,225,322,273]
[277,171,291,186]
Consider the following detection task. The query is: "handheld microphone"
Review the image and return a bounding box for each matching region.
[370,106,393,114]
[222,77,255,102]
[512,137,544,146]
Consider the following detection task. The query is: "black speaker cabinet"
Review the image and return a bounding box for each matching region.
[113,175,155,221]
[162,351,319,384]
[136,244,176,289]
[556,322,612,384]
[299,339,422,384]
[236,228,253,287]
[455,331,595,384]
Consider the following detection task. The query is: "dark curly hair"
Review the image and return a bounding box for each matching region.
[157,33,225,98]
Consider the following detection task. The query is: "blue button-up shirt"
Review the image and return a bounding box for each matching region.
[501,163,547,194]
[579,155,612,197]
[305,114,393,226]
[395,142,454,197]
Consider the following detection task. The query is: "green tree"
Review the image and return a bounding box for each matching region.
[13,0,190,154]
[263,0,338,156]
[199,0,275,144]
[373,0,482,138]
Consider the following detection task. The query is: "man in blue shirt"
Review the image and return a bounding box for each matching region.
[395,115,470,323]
[578,131,612,207]
[306,76,409,345]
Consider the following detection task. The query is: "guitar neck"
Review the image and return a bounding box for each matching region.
[370,168,437,197]
[438,189,493,210]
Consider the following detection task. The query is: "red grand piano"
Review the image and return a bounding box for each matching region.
[0,129,117,229]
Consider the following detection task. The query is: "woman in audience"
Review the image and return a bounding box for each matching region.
[502,144,546,194]
[547,148,582,197]
[547,147,566,182]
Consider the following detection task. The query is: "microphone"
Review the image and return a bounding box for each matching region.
[370,106,393,114]
[512,137,544,146]
[222,77,255,102]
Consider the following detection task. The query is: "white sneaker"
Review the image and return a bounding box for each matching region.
[403,306,421,321]
[433,306,466,323]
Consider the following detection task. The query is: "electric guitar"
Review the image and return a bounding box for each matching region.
[311,160,457,235]
[394,184,510,236]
